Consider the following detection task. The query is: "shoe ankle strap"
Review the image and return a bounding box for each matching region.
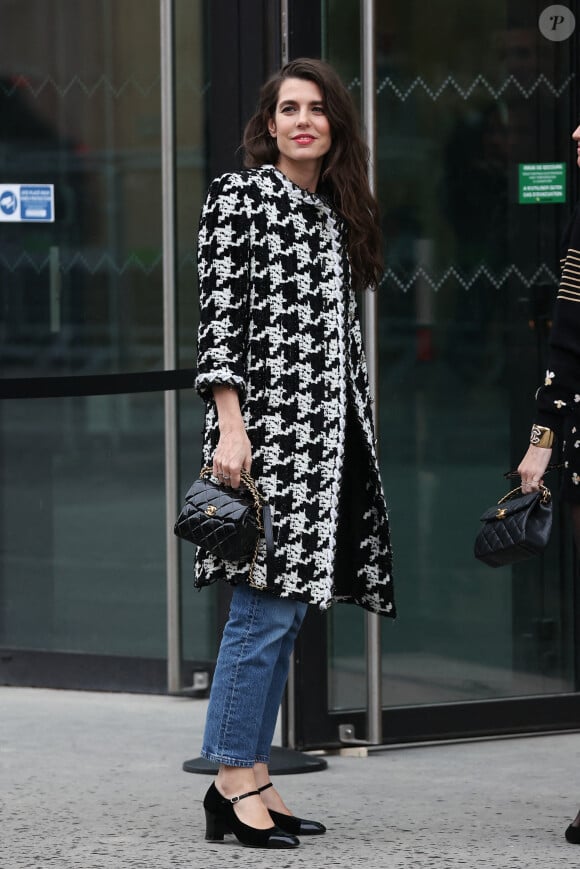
[257,783,274,794]
[229,788,260,804]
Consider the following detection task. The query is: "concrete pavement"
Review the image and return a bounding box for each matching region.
[1,686,579,868]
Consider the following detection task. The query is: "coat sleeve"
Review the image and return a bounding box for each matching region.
[194,174,252,404]
[534,296,580,437]
[533,208,580,437]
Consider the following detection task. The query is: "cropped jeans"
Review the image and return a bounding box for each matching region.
[201,583,308,767]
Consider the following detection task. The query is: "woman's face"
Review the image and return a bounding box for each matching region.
[573,124,580,168]
[268,78,332,179]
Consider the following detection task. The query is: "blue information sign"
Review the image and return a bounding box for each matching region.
[0,184,55,222]
[20,185,53,220]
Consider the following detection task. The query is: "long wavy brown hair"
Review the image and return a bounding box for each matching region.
[243,58,383,292]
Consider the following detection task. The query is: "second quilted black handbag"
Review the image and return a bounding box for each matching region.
[474,484,552,568]
[174,467,273,576]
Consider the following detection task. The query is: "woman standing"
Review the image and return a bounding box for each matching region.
[194,58,395,850]
[517,122,580,845]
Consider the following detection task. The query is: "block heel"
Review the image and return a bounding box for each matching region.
[204,807,228,841]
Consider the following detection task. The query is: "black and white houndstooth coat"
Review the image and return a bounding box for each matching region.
[194,166,395,617]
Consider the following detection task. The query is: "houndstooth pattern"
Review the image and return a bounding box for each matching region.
[193,166,395,616]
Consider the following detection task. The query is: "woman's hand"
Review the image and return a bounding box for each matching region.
[212,386,252,489]
[518,444,553,493]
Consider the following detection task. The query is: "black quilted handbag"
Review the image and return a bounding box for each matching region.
[474,485,552,568]
[174,467,273,576]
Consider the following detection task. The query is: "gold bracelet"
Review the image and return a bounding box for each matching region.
[530,424,554,449]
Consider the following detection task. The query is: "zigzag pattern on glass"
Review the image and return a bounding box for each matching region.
[348,72,575,101]
[0,74,209,99]
[380,263,557,291]
[0,251,195,275]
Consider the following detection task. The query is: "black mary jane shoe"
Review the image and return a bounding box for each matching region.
[258,782,327,835]
[565,824,580,844]
[203,782,299,849]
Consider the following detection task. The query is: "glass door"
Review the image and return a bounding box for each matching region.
[292,0,580,749]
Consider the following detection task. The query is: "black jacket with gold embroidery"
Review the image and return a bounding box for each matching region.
[535,205,580,436]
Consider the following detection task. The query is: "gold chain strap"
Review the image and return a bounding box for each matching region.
[497,484,551,506]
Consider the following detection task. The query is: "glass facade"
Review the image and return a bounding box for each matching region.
[0,0,213,679]
[326,0,577,715]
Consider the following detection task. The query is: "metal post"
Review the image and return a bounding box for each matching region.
[160,0,181,693]
[361,0,383,745]
[284,652,297,748]
[49,246,61,334]
[280,0,289,64]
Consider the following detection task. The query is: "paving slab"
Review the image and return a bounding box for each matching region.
[1,687,579,868]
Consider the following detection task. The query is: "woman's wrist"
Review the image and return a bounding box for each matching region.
[218,418,246,436]
[213,385,244,430]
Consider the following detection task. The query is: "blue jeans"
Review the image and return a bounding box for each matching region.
[201,584,308,767]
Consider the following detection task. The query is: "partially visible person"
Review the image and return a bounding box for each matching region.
[517,121,580,845]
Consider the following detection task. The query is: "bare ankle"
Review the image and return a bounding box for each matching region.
[216,766,257,798]
[253,762,270,789]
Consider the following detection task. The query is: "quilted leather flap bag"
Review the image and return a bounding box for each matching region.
[474,485,552,568]
[174,467,273,571]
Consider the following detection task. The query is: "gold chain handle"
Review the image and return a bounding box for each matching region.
[497,484,551,506]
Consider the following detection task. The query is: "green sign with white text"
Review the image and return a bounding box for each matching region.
[518,163,566,204]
